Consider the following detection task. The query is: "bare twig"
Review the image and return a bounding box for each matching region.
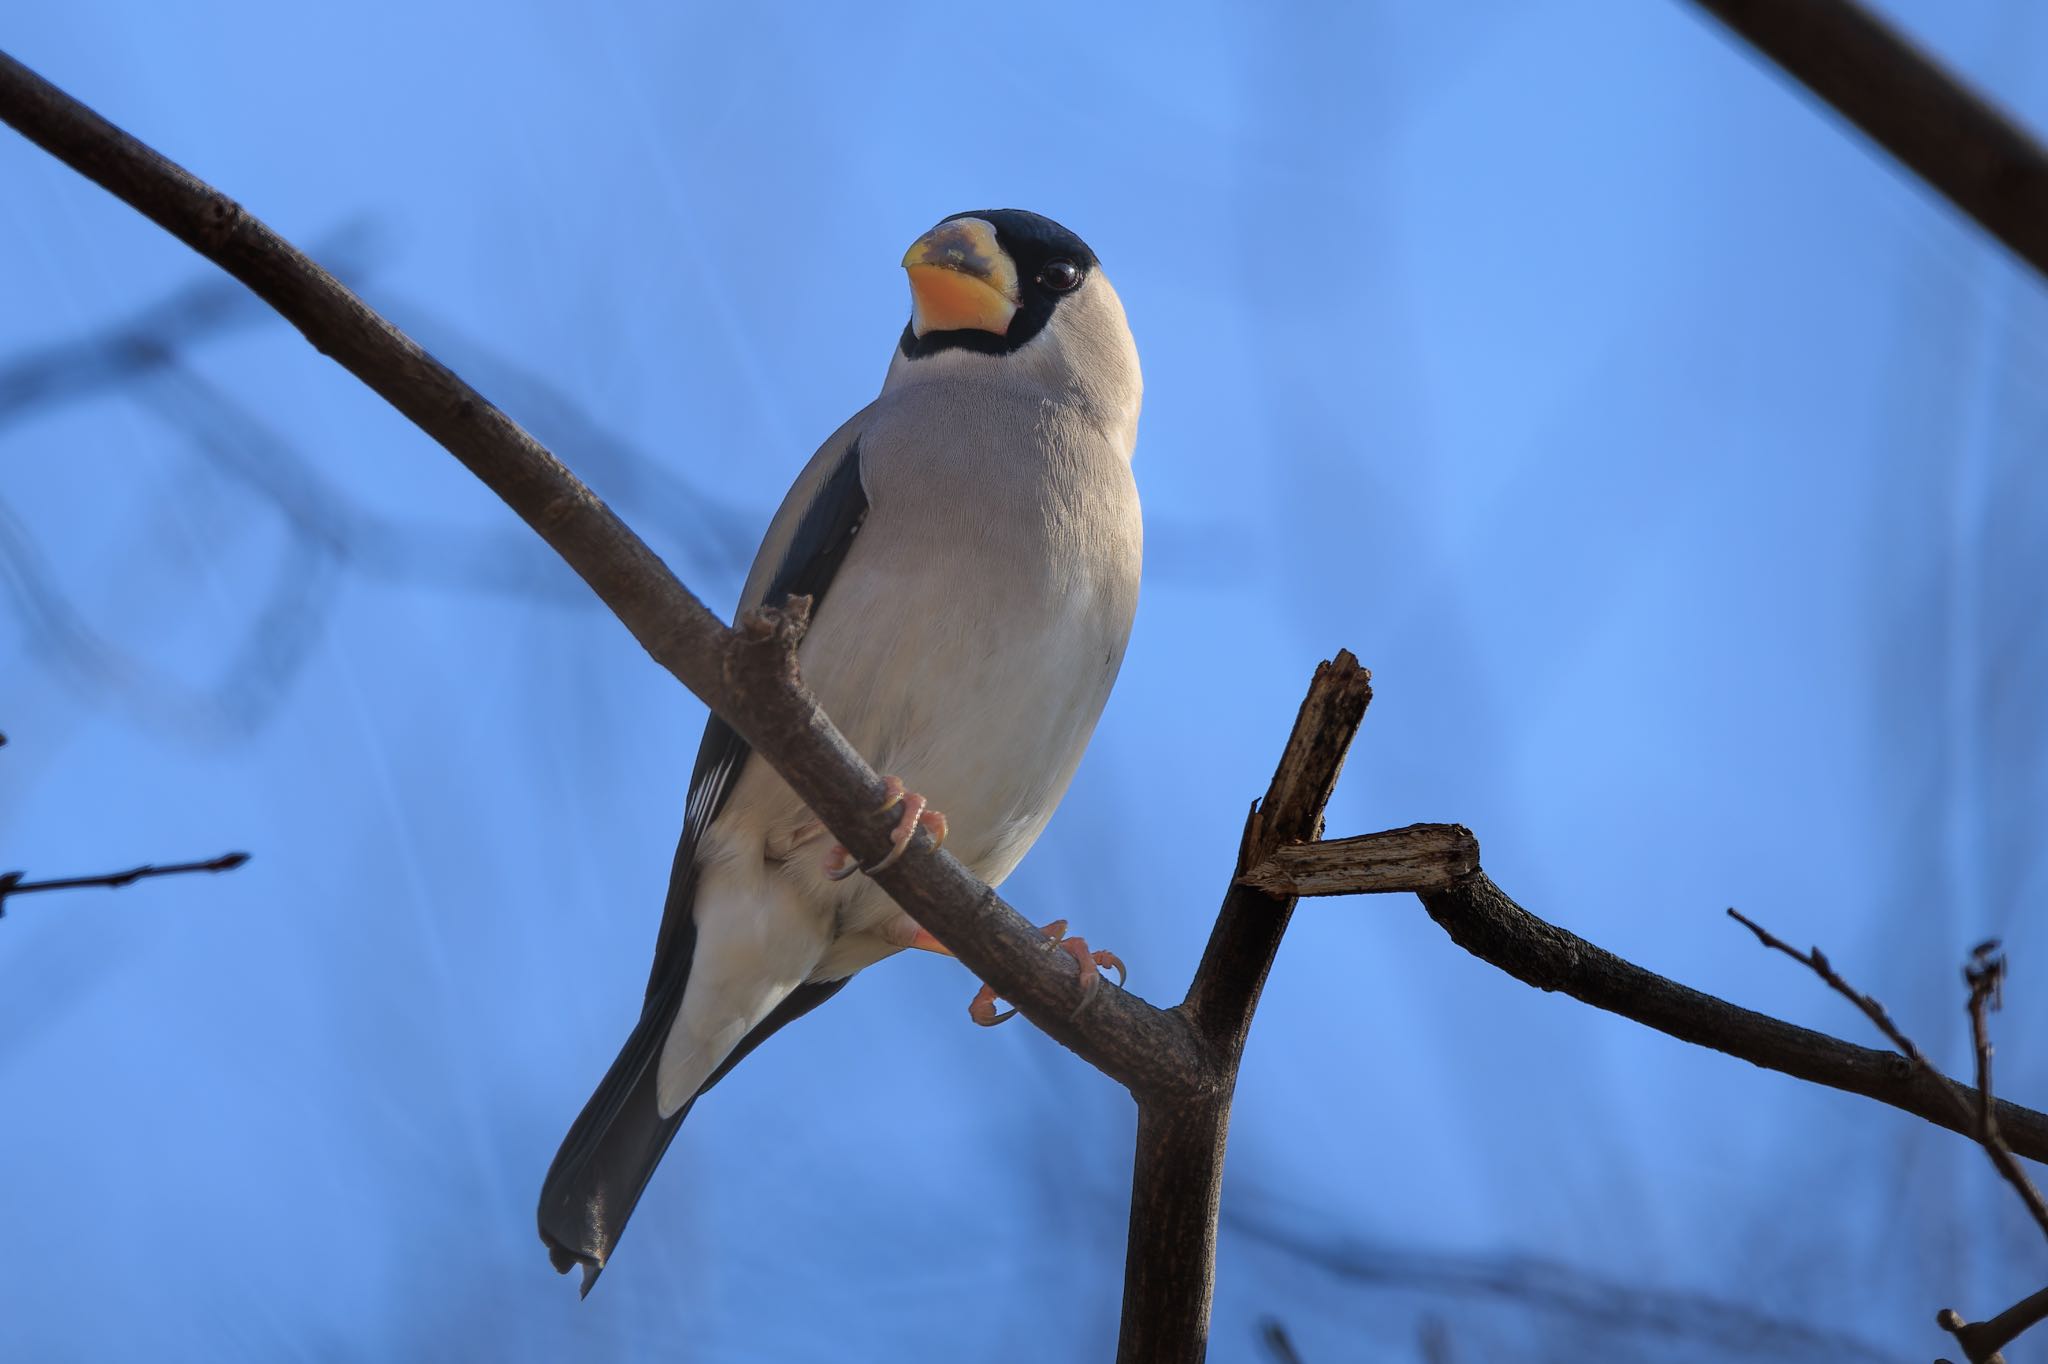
[1932,947,2048,1364]
[1725,908,1947,1077]
[1236,823,1478,897]
[1966,945,2007,1128]
[1731,914,2048,1363]
[0,851,249,917]
[1411,876,2048,1162]
[1729,911,2048,1240]
[1685,0,2048,282]
[1960,942,2048,1241]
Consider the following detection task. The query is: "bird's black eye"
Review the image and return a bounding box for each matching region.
[1039,259,1081,293]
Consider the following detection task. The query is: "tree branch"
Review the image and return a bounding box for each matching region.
[1941,1285,2048,1364]
[1729,912,2048,1240]
[0,49,1208,1100]
[1722,925,2048,1364]
[1416,873,2048,1164]
[0,851,249,917]
[1117,653,1373,1364]
[1684,0,2048,281]
[1184,653,1373,1052]
[1961,943,2048,1238]
[1236,822,1478,897]
[722,601,1207,1094]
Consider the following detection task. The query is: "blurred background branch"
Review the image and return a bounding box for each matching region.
[1685,0,2048,280]
[1230,1205,1911,1363]
[0,235,754,740]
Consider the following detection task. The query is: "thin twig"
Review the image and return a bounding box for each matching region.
[1725,909,1954,1095]
[1732,914,2048,1363]
[1961,942,2048,1241]
[1729,910,2048,1241]
[0,851,249,917]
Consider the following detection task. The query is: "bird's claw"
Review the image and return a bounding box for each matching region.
[866,776,948,876]
[822,844,860,882]
[820,775,948,881]
[968,982,1015,1027]
[1062,936,1127,990]
[966,919,1126,1026]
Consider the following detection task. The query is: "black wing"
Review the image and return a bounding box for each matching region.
[537,440,868,1291]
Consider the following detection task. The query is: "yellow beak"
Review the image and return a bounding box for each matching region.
[901,217,1019,338]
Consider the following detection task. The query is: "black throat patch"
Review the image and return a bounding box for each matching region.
[899,208,1101,360]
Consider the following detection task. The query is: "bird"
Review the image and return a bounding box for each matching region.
[537,209,1144,1291]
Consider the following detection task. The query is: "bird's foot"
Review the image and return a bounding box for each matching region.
[821,776,948,882]
[891,919,953,955]
[969,919,1127,1026]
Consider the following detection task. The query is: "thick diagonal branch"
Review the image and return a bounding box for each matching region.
[0,49,1203,1099]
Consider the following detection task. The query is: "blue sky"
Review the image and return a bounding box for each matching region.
[3,2,2046,1360]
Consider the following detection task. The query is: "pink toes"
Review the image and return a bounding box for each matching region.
[965,919,1127,1027]
[816,775,948,882]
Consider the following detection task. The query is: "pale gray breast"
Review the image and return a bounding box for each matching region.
[794,376,1142,879]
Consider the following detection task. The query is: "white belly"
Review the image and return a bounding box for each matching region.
[699,520,1128,978]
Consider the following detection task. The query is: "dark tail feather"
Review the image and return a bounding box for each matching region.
[537,998,687,1295]
[537,976,853,1293]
